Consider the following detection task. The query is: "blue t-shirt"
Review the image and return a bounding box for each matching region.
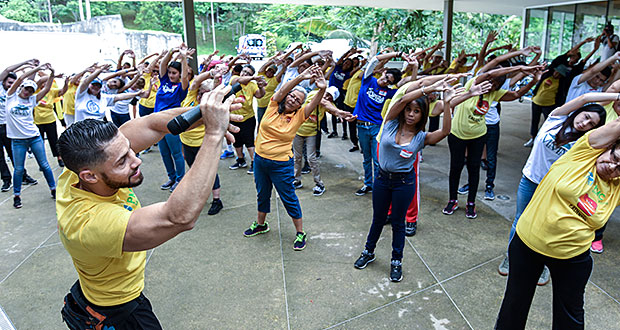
[353,75,397,125]
[329,64,350,90]
[378,119,426,173]
[154,72,188,112]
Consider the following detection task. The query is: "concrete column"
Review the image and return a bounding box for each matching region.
[182,0,198,72]
[442,0,454,60]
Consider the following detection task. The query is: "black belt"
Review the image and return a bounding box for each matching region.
[379,168,412,180]
[357,120,377,126]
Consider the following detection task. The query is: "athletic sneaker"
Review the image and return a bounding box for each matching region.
[51,189,56,200]
[169,181,179,192]
[293,232,307,250]
[247,161,254,175]
[498,255,509,276]
[341,134,348,140]
[220,149,235,159]
[349,146,359,152]
[301,164,311,174]
[1,181,11,192]
[229,158,247,170]
[523,138,534,147]
[312,184,325,196]
[457,184,469,195]
[484,187,495,200]
[293,180,303,189]
[405,221,417,236]
[538,266,550,286]
[160,180,174,190]
[207,199,223,215]
[354,250,375,269]
[244,221,270,237]
[442,200,458,215]
[465,202,477,219]
[13,196,22,209]
[590,239,604,253]
[23,175,38,186]
[390,260,403,282]
[355,185,372,196]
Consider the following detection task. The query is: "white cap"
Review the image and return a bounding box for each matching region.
[20,79,38,91]
[433,50,444,58]
[326,86,339,100]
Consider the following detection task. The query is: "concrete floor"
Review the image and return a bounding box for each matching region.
[0,100,619,329]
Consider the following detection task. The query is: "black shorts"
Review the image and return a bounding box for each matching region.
[232,116,256,148]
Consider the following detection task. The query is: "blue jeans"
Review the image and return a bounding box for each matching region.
[485,123,500,188]
[158,134,185,182]
[12,136,56,195]
[508,175,539,243]
[364,169,416,261]
[357,124,381,187]
[256,106,267,124]
[254,153,302,219]
[111,112,131,127]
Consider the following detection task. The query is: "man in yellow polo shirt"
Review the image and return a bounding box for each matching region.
[56,85,240,328]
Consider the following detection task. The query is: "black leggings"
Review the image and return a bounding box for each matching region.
[428,116,440,132]
[342,104,358,145]
[530,102,554,137]
[496,234,592,330]
[37,122,59,157]
[448,133,486,202]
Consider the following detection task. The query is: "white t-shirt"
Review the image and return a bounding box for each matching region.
[600,34,619,61]
[5,92,39,139]
[111,90,134,115]
[276,67,300,91]
[74,89,115,122]
[485,80,511,125]
[565,74,602,103]
[0,85,7,125]
[522,115,574,184]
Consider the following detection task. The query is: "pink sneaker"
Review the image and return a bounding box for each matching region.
[590,240,604,254]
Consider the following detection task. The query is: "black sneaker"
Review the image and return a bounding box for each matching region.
[465,203,477,219]
[354,250,375,269]
[301,164,311,174]
[13,196,22,209]
[349,146,359,152]
[442,200,458,215]
[341,134,348,140]
[293,231,307,250]
[405,222,417,236]
[207,199,223,215]
[384,215,391,226]
[312,184,325,196]
[355,185,372,196]
[390,260,403,282]
[293,180,303,189]
[51,189,56,200]
[327,132,338,138]
[160,180,174,190]
[229,158,247,170]
[316,151,321,159]
[23,175,38,186]
[246,161,254,175]
[244,221,270,237]
[1,181,11,192]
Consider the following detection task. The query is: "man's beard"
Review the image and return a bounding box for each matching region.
[101,170,144,190]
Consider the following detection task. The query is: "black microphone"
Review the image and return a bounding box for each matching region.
[167,83,242,135]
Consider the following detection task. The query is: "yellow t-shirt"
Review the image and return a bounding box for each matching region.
[517,131,620,259]
[604,102,618,123]
[34,88,59,125]
[451,78,507,140]
[255,99,307,161]
[256,74,278,108]
[138,73,159,109]
[532,77,559,107]
[231,76,259,122]
[429,100,440,117]
[447,60,468,74]
[179,89,205,147]
[56,170,145,306]
[344,71,363,108]
[63,83,78,116]
[297,91,326,137]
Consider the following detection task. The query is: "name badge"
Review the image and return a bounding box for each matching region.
[400,149,413,158]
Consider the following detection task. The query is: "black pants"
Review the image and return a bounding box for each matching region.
[428,116,440,133]
[448,133,486,202]
[182,143,221,190]
[37,122,59,157]
[496,234,592,330]
[0,124,29,183]
[342,104,358,146]
[530,103,554,137]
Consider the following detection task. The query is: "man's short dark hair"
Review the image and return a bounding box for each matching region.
[386,68,402,85]
[232,64,244,74]
[601,66,613,79]
[3,72,17,82]
[57,119,119,173]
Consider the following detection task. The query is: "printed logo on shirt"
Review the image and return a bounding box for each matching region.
[586,172,595,185]
[473,99,490,115]
[161,84,178,94]
[10,104,30,116]
[85,100,100,115]
[333,72,345,81]
[399,149,413,158]
[366,88,386,104]
[542,132,571,156]
[124,189,139,211]
[577,193,597,216]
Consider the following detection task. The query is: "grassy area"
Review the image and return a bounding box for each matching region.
[196,29,238,56]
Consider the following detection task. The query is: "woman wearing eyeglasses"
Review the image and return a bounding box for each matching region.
[243,65,327,251]
[443,65,542,218]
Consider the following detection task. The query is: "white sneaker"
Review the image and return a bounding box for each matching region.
[523,138,534,147]
[312,184,325,196]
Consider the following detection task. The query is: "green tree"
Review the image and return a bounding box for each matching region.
[1,0,43,23]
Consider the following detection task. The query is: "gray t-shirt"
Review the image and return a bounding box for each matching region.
[0,85,7,124]
[378,119,426,173]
